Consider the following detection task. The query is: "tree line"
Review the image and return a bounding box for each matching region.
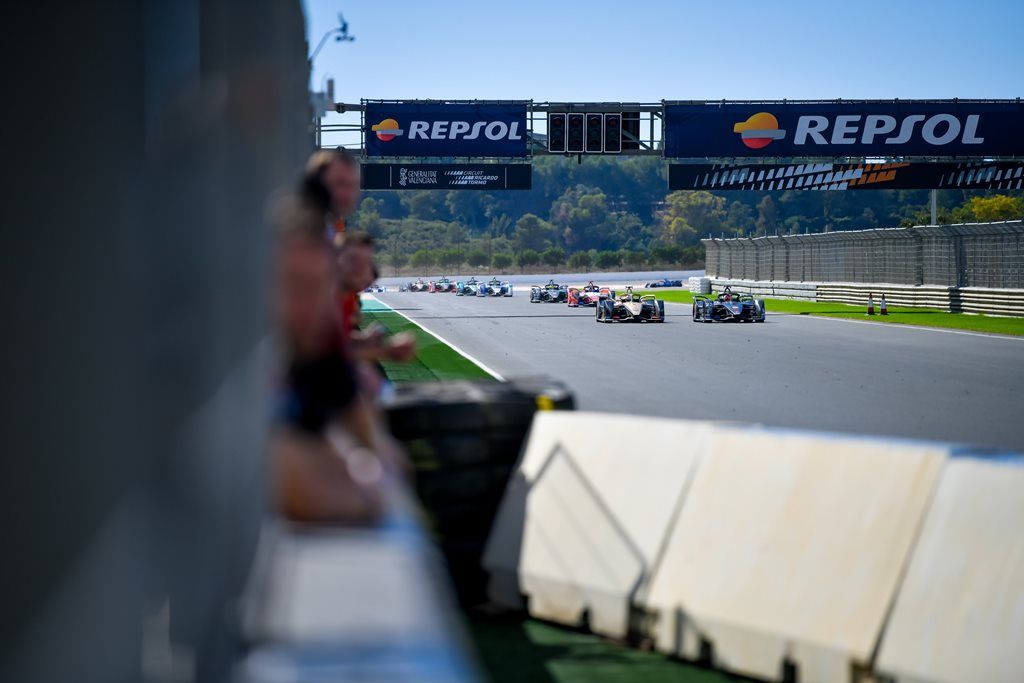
[346,156,1023,273]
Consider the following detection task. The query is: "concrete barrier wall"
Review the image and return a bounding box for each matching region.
[876,456,1024,683]
[482,413,710,638]
[644,428,946,682]
[484,413,1024,682]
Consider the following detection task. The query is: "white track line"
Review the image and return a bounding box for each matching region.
[365,294,506,381]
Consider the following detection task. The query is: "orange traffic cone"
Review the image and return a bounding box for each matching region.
[880,294,888,316]
[867,293,876,316]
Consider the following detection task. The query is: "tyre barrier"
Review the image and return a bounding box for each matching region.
[483,413,1024,682]
[385,377,574,604]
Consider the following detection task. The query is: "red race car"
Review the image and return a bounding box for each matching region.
[567,281,614,307]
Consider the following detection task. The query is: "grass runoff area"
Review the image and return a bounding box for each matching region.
[472,617,732,683]
[360,297,493,382]
[640,289,1024,336]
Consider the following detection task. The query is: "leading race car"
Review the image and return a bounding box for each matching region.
[692,286,766,323]
[596,286,666,323]
[455,277,482,297]
[477,277,513,297]
[429,276,457,293]
[400,278,430,292]
[364,283,386,293]
[644,278,683,288]
[530,279,568,303]
[567,281,614,307]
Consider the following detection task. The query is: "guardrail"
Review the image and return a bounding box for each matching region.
[709,277,1024,316]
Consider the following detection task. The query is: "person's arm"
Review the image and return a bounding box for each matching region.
[271,427,384,523]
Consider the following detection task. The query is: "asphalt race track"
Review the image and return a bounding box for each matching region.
[372,288,1024,452]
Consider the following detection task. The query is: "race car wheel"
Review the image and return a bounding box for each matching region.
[595,301,603,322]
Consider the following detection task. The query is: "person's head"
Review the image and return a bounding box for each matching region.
[303,148,361,218]
[337,231,376,293]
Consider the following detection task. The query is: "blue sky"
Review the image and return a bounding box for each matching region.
[304,0,1024,102]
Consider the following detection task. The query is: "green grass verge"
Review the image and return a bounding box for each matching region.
[360,298,495,382]
[637,290,1024,336]
[469,617,732,683]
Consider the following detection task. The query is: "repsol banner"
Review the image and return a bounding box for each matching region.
[668,161,1024,191]
[361,164,532,190]
[663,101,1024,158]
[364,102,528,157]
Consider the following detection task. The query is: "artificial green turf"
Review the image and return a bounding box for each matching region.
[360,299,495,382]
[638,289,1024,336]
[469,617,735,683]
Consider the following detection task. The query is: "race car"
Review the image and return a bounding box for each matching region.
[429,276,457,293]
[400,278,430,292]
[644,278,683,288]
[478,277,513,297]
[530,279,568,303]
[567,281,614,307]
[364,283,386,293]
[596,286,666,323]
[692,286,765,323]
[455,277,482,297]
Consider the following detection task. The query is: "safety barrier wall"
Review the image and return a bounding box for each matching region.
[704,221,1024,290]
[484,412,1024,683]
[708,277,1024,315]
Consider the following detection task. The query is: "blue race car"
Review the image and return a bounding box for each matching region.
[644,278,684,288]
[692,286,765,323]
[455,277,482,297]
[478,277,513,297]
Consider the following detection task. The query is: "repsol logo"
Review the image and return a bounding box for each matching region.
[734,112,985,148]
[371,118,523,142]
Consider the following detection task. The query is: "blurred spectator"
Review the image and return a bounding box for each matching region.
[271,210,393,523]
[338,232,416,365]
[302,147,360,244]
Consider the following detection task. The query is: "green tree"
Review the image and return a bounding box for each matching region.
[513,213,555,252]
[491,252,514,271]
[658,191,726,246]
[568,250,592,271]
[621,249,646,268]
[465,247,489,268]
[402,192,443,221]
[437,248,463,271]
[386,250,408,276]
[594,250,622,270]
[410,249,436,271]
[726,200,756,236]
[515,249,540,273]
[650,243,683,265]
[755,195,779,236]
[541,246,566,270]
[960,195,1024,222]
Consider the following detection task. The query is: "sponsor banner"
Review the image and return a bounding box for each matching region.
[365,102,528,157]
[668,161,1024,191]
[361,163,532,190]
[663,101,1024,158]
